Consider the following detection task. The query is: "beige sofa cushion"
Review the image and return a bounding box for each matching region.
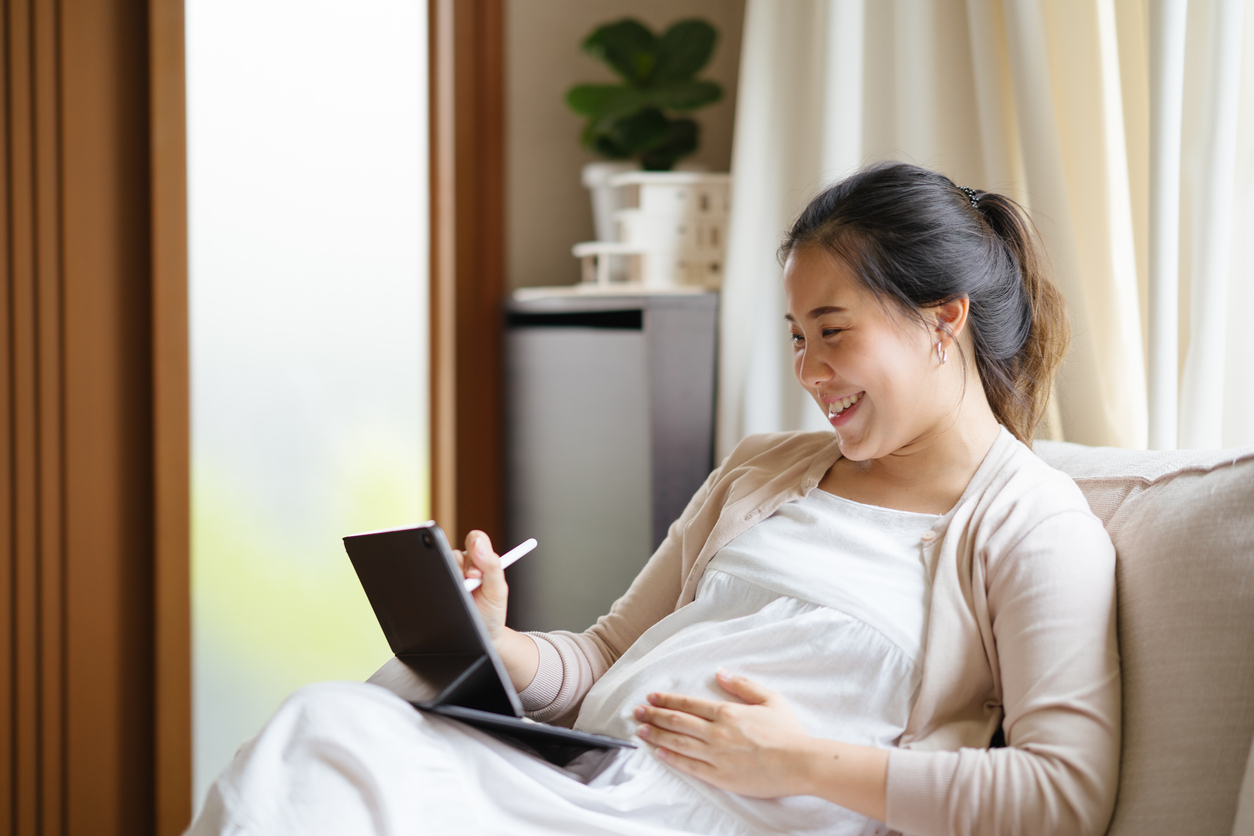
[1035,442,1254,836]
[1235,738,1254,836]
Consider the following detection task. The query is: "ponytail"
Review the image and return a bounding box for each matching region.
[969,192,1070,443]
[781,163,1071,444]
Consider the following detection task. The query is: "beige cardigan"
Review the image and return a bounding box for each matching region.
[525,428,1120,836]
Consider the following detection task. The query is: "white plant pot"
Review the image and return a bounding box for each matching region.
[581,161,640,243]
[575,164,731,290]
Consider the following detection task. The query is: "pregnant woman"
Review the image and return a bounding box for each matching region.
[189,163,1119,836]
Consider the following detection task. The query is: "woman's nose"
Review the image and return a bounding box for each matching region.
[797,345,833,388]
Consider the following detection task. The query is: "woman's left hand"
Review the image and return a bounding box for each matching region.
[633,669,815,799]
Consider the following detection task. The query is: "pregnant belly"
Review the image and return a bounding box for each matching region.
[573,573,919,750]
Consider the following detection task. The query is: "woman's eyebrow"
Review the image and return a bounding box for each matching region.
[783,306,848,323]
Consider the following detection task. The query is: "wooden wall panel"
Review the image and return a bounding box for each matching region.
[430,0,506,547]
[4,1,68,832]
[147,0,191,830]
[2,0,190,834]
[33,2,65,832]
[0,3,11,820]
[60,0,157,829]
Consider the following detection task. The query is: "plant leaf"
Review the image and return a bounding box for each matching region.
[566,84,620,117]
[591,132,631,159]
[582,117,627,156]
[649,80,722,111]
[651,20,717,84]
[639,118,699,171]
[582,19,657,85]
[600,107,670,156]
[580,118,600,149]
[566,84,646,119]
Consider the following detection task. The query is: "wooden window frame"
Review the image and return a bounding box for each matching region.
[429,0,506,547]
[149,0,191,832]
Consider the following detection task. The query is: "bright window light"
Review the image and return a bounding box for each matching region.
[186,0,429,812]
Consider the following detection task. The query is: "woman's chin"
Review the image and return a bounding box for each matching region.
[833,430,871,462]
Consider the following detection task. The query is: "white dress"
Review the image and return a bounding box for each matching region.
[188,492,937,836]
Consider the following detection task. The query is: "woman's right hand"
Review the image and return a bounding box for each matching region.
[454,530,508,642]
[454,530,539,690]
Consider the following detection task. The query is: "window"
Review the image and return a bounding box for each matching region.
[186,0,428,810]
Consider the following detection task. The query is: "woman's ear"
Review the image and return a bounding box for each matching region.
[932,296,970,346]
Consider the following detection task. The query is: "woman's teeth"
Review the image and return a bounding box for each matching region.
[827,393,862,418]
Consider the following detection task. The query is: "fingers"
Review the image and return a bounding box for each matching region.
[714,668,775,705]
[634,692,731,762]
[645,691,724,722]
[464,531,507,599]
[636,722,714,764]
[463,531,498,572]
[634,703,709,739]
[454,549,479,580]
[634,702,714,763]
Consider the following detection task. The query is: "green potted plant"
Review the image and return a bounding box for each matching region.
[567,18,723,242]
[567,18,722,171]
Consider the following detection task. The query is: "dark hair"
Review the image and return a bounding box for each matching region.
[779,162,1069,444]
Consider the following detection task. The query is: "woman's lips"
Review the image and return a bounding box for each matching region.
[827,392,863,425]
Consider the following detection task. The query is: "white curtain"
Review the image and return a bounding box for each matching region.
[1176,0,1253,448]
[717,0,1254,458]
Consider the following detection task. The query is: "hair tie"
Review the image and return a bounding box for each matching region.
[959,186,980,208]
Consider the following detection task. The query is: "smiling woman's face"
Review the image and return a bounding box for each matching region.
[783,245,949,462]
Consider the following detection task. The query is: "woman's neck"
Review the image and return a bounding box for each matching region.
[820,387,1002,516]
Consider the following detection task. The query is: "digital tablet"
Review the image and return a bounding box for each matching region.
[343,522,635,765]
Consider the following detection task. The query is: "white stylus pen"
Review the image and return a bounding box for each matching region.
[463,538,538,592]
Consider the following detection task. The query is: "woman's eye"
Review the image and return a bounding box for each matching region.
[821,328,844,338]
[790,333,804,345]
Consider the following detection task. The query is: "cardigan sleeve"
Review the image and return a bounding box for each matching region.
[886,509,1121,836]
[521,460,722,725]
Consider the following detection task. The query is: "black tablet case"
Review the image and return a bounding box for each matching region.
[344,524,634,766]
